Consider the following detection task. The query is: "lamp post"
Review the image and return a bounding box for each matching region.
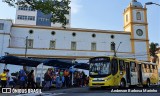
[25,36,28,58]
[145,2,160,6]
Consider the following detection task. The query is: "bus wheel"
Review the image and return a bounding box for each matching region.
[146,79,150,87]
[120,79,126,88]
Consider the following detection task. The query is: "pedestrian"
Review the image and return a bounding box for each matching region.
[27,70,36,89]
[0,69,7,89]
[9,76,16,88]
[64,69,69,87]
[6,69,10,87]
[43,69,52,90]
[19,69,27,89]
[56,74,62,88]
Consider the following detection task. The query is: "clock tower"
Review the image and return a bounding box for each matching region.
[123,0,150,61]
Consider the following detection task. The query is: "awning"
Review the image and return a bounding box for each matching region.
[0,55,41,67]
[43,59,73,69]
[74,63,89,70]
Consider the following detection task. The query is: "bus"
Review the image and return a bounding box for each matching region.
[89,56,159,88]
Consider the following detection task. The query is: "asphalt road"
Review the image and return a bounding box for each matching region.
[0,86,160,96]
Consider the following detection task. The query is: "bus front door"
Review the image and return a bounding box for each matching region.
[125,62,131,84]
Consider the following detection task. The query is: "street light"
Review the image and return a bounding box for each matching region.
[145,2,160,6]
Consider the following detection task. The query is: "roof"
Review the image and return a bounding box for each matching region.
[131,0,143,8]
[74,63,89,70]
[12,24,131,35]
[0,55,41,67]
[43,59,73,68]
[0,56,89,69]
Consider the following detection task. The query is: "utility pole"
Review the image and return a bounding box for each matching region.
[25,36,28,58]
[114,42,122,57]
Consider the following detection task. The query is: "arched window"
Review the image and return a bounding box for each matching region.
[136,12,141,20]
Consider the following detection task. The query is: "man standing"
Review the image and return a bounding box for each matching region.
[19,69,27,89]
[64,69,69,87]
[0,69,7,89]
[6,69,10,87]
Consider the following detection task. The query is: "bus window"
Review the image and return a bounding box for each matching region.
[119,60,125,71]
[146,64,149,73]
[152,65,155,73]
[130,62,136,72]
[149,65,152,73]
[142,64,146,72]
[111,59,118,75]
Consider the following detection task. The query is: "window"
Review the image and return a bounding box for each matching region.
[72,32,76,37]
[92,34,96,38]
[111,35,114,39]
[111,59,118,75]
[38,17,50,22]
[136,12,141,20]
[142,64,146,72]
[28,16,35,21]
[0,23,4,30]
[71,42,76,50]
[50,40,56,49]
[111,42,115,51]
[91,42,96,51]
[27,39,33,48]
[18,6,35,11]
[119,60,125,71]
[130,62,136,72]
[17,15,35,21]
[126,14,128,22]
[149,65,152,73]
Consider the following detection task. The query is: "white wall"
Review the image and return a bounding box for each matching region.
[9,27,132,57]
[134,41,147,61]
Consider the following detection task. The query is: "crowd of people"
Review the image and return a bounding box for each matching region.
[0,67,37,90]
[0,67,89,91]
[43,68,89,90]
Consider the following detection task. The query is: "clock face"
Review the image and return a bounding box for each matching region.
[136,29,143,36]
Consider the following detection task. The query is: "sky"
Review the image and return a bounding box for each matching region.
[0,0,160,44]
[0,0,159,73]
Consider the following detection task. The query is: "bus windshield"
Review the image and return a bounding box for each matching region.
[90,62,111,75]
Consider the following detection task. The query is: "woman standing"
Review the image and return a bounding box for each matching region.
[27,70,36,89]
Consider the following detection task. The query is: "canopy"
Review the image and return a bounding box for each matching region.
[43,59,73,69]
[0,55,41,67]
[74,63,89,70]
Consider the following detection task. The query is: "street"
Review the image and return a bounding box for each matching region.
[1,86,159,96]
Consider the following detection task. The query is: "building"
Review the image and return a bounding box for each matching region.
[15,2,71,27]
[0,0,150,77]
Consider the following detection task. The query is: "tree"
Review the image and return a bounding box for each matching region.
[149,42,159,63]
[3,0,70,27]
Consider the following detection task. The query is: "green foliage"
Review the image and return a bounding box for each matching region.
[149,42,159,57]
[3,0,70,27]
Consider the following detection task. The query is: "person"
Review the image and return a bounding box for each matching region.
[6,69,10,87]
[0,69,7,89]
[43,69,52,90]
[19,69,27,89]
[9,76,16,88]
[27,70,36,89]
[55,74,62,88]
[64,69,69,87]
